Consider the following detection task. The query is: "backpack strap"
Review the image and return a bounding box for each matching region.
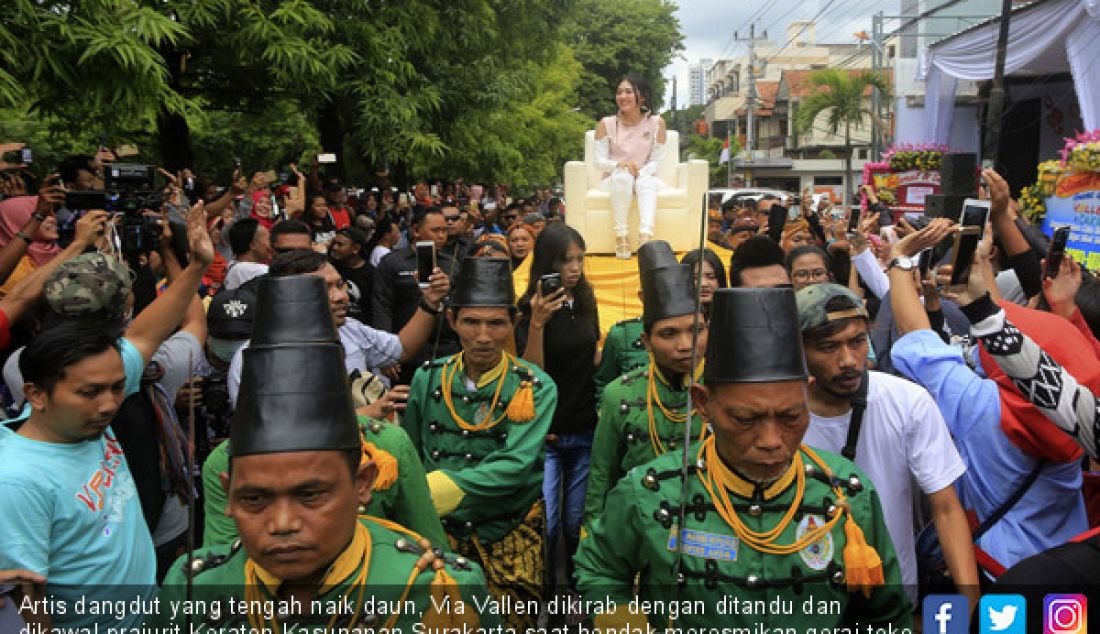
[973,458,1047,541]
[841,370,871,461]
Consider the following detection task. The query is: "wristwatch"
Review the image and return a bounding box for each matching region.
[887,256,916,272]
[418,296,443,315]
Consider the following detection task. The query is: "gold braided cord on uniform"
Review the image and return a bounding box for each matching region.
[645,357,706,458]
[696,437,844,555]
[361,515,478,631]
[244,521,375,633]
[697,439,885,595]
[800,445,885,596]
[441,353,511,431]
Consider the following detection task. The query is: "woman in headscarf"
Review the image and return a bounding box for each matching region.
[0,195,61,296]
[250,190,276,229]
[780,217,814,253]
[507,222,538,297]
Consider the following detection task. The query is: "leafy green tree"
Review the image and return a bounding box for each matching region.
[563,0,684,121]
[794,69,889,209]
[1,0,355,169]
[682,133,734,188]
[419,45,588,187]
[1,0,681,188]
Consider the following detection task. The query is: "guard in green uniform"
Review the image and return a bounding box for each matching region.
[584,241,709,528]
[201,416,447,548]
[575,288,911,632]
[593,316,646,393]
[592,244,675,395]
[155,274,492,632]
[404,257,557,630]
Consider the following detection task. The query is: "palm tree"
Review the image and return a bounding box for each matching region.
[794,69,890,212]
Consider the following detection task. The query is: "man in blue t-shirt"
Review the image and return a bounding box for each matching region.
[0,200,216,630]
[0,326,152,630]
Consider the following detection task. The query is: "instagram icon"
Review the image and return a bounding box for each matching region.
[1045,595,1087,634]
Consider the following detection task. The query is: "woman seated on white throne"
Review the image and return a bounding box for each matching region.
[594,73,668,259]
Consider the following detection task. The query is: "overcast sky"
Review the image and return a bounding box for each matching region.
[663,0,902,107]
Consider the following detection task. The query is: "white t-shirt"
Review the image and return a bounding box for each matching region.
[802,370,966,602]
[228,317,403,407]
[223,261,268,290]
[369,245,391,267]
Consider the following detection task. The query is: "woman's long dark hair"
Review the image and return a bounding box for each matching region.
[680,248,728,289]
[521,223,598,328]
[619,73,653,114]
[306,192,336,234]
[365,217,397,255]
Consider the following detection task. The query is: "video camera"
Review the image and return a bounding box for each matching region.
[64,164,163,256]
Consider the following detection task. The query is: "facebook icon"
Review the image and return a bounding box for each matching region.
[924,594,969,634]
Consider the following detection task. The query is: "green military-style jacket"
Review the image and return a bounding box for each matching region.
[404,353,557,544]
[574,443,912,632]
[593,318,647,396]
[201,416,447,548]
[584,364,707,528]
[153,517,496,632]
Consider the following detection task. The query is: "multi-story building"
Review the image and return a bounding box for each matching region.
[703,22,863,139]
[688,59,713,107]
[703,22,869,198]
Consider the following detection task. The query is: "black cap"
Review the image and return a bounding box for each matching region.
[207,288,254,340]
[637,240,678,275]
[451,257,514,307]
[641,264,697,325]
[703,288,808,384]
[230,275,360,457]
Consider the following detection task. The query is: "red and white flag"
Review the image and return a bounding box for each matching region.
[718,134,730,164]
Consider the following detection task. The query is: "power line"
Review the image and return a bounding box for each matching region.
[762,0,841,64]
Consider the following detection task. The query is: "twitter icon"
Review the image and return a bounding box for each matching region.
[982,594,1027,634]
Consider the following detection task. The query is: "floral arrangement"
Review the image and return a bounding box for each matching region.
[1020,131,1100,223]
[1060,130,1100,172]
[882,143,953,172]
[1020,161,1064,223]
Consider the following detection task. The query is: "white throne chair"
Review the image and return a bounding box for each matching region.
[563,129,708,254]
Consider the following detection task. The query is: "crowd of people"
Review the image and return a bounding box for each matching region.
[0,140,1098,634]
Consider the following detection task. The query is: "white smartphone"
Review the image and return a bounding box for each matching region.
[948,198,992,290]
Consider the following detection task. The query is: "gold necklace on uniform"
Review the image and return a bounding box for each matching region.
[695,438,885,595]
[645,359,707,457]
[440,352,536,432]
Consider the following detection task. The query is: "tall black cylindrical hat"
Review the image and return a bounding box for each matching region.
[637,240,678,275]
[703,287,808,383]
[231,275,361,456]
[641,264,697,325]
[451,257,515,307]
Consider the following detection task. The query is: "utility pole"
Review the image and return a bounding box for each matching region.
[983,0,1013,168]
[736,24,768,187]
[671,75,678,132]
[871,11,884,161]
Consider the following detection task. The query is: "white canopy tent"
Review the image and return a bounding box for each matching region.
[916,0,1100,144]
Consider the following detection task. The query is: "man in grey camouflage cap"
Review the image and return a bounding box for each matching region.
[44,251,133,321]
[796,282,977,603]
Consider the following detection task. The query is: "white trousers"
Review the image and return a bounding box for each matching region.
[608,170,660,236]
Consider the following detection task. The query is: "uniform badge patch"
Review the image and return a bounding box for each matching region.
[796,514,834,570]
[666,527,738,562]
[474,401,491,421]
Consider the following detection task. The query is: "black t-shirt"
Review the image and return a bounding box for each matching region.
[334,260,375,323]
[517,299,599,435]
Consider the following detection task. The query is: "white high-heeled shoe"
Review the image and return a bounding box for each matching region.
[615,235,631,259]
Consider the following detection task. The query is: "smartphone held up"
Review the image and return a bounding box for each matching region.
[416,241,436,289]
[947,198,991,291]
[1043,225,1071,279]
